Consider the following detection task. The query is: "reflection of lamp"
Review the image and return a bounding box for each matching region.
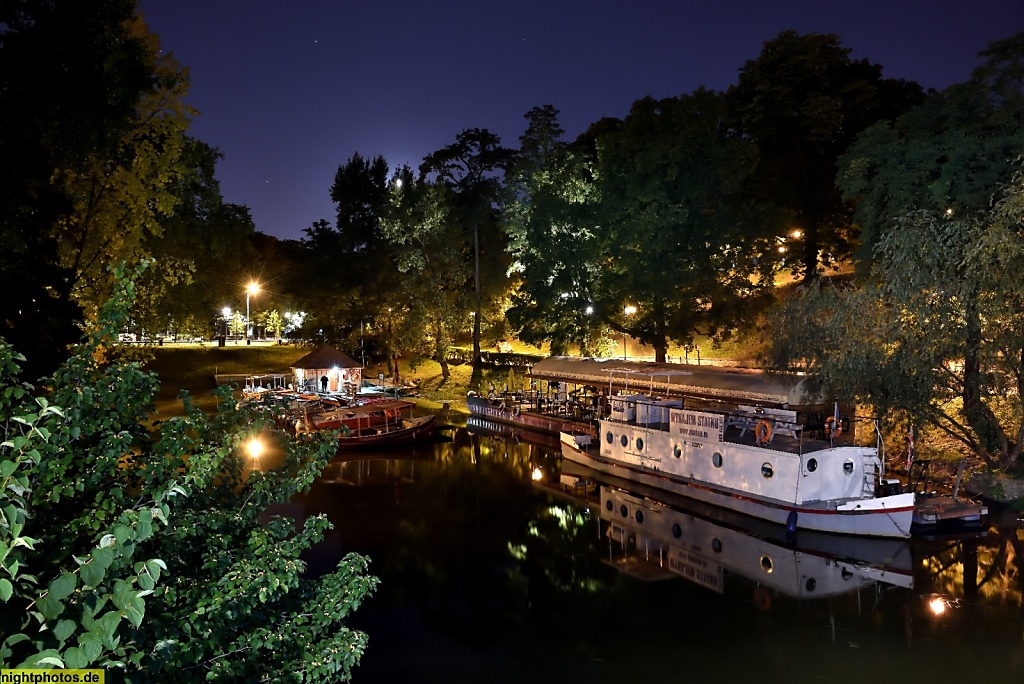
[245,282,260,345]
[623,305,636,360]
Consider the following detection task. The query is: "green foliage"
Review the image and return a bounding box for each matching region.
[420,128,516,368]
[729,30,925,279]
[839,32,1024,270]
[503,106,607,355]
[763,169,1024,468]
[0,264,377,680]
[592,90,773,360]
[382,167,473,381]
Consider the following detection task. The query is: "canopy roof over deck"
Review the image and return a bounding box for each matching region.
[527,356,822,407]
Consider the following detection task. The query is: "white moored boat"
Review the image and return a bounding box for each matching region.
[560,393,915,538]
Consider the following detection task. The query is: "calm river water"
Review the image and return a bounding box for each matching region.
[289,418,1024,684]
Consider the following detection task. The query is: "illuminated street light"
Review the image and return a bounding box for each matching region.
[245,282,260,345]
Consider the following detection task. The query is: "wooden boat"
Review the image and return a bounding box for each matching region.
[304,398,416,432]
[294,399,435,450]
[560,394,916,538]
[466,391,596,438]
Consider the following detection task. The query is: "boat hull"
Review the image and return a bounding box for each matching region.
[466,394,594,437]
[560,433,915,538]
[336,415,436,450]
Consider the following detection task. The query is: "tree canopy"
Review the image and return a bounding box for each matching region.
[0,264,377,679]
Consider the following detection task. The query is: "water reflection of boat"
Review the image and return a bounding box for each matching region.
[597,484,913,598]
[317,453,430,486]
[465,415,562,450]
[546,460,913,598]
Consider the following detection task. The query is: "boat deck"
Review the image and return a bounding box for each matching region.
[604,418,845,456]
[912,494,988,528]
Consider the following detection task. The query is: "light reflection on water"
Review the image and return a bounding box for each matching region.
[291,422,1024,683]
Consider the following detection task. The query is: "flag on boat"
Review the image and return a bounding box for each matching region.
[906,425,915,471]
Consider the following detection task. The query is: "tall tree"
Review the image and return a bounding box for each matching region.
[839,32,1024,270]
[420,129,514,374]
[382,167,469,382]
[504,106,604,355]
[298,153,400,352]
[133,140,257,339]
[591,90,771,362]
[763,166,1024,469]
[728,30,925,279]
[0,0,164,379]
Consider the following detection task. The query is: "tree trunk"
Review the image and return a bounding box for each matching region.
[472,222,482,369]
[961,299,1008,464]
[434,321,450,382]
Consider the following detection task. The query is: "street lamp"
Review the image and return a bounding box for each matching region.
[623,305,636,360]
[245,282,260,345]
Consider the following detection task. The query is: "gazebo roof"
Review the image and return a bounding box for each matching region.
[289,343,361,370]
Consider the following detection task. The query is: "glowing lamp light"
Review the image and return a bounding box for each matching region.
[245,282,261,344]
[928,596,947,616]
[246,437,265,461]
[531,467,544,482]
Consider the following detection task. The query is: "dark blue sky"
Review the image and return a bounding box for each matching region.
[139,0,1024,241]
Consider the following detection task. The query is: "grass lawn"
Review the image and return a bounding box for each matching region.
[145,343,480,419]
[147,343,312,417]
[145,330,760,420]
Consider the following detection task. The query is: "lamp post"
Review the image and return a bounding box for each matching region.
[221,307,231,342]
[245,282,260,345]
[623,305,636,360]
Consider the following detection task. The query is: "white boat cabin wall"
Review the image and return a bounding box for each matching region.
[599,394,879,506]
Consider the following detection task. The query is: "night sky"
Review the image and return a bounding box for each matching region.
[139,0,1024,241]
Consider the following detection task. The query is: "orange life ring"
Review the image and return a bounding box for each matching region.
[753,586,772,611]
[825,416,843,437]
[755,419,772,445]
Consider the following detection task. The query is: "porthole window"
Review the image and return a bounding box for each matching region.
[619,504,628,518]
[711,538,723,554]
[635,510,644,524]
[605,499,614,512]
[761,462,774,479]
[606,431,614,444]
[673,444,682,458]
[636,437,644,451]
[805,578,817,592]
[712,452,723,468]
[843,459,855,475]
[620,434,629,448]
[672,523,682,538]
[760,555,774,573]
[806,458,818,473]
